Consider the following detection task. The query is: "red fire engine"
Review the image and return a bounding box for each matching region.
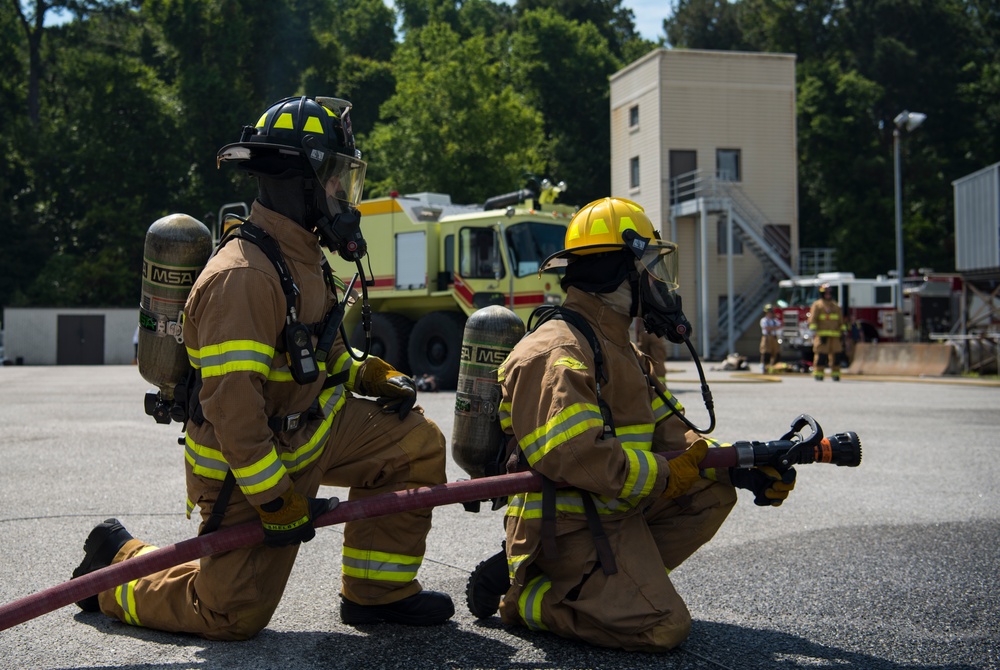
[773,272,900,357]
[773,271,964,360]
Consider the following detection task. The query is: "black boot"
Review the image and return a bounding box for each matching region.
[340,590,455,626]
[465,542,509,619]
[71,518,133,612]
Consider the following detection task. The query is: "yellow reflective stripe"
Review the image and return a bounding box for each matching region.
[816,329,842,336]
[617,422,654,451]
[280,385,343,474]
[621,448,658,499]
[186,497,194,519]
[267,358,327,382]
[185,387,343,482]
[330,350,361,389]
[114,545,157,627]
[499,401,512,430]
[520,403,604,467]
[506,490,634,518]
[652,389,683,423]
[115,582,140,626]
[509,553,529,579]
[184,436,229,481]
[231,446,287,496]
[187,340,275,378]
[518,574,551,631]
[341,546,422,583]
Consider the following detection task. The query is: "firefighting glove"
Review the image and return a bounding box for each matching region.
[255,488,339,548]
[729,465,797,507]
[661,439,708,499]
[357,357,417,420]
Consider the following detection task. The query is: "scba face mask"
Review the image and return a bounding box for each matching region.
[638,271,692,344]
[620,229,692,344]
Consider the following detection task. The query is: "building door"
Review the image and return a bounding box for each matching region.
[669,150,697,203]
[57,314,105,365]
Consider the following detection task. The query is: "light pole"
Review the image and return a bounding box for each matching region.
[892,110,926,328]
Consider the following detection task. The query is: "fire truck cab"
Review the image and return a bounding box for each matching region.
[326,185,575,389]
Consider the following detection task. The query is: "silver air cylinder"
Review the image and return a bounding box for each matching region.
[138,213,213,403]
[452,305,525,478]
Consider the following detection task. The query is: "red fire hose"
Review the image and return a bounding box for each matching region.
[0,429,861,632]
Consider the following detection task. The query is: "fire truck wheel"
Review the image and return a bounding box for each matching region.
[351,312,413,374]
[407,311,466,391]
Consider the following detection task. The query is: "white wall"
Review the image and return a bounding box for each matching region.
[2,307,138,365]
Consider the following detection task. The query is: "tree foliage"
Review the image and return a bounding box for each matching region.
[366,21,547,203]
[1,0,998,308]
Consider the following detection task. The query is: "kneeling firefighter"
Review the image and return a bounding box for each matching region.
[72,95,453,639]
[466,197,796,652]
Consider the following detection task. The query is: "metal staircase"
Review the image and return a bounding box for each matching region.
[669,170,795,357]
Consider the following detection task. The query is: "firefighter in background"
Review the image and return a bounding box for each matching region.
[467,197,796,652]
[71,96,453,639]
[759,303,781,373]
[809,283,847,381]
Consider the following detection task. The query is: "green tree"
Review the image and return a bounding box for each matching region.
[663,0,748,50]
[24,12,187,306]
[366,21,547,203]
[516,0,642,60]
[314,0,399,139]
[510,8,620,204]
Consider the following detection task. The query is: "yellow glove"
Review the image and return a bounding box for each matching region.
[255,488,339,548]
[356,357,417,420]
[661,439,708,499]
[729,465,797,506]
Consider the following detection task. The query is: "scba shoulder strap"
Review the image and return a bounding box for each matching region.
[220,220,319,385]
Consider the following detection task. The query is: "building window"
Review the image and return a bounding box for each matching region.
[717,149,741,181]
[629,156,640,189]
[717,219,743,255]
[628,105,639,128]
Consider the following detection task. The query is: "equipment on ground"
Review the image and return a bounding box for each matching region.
[0,422,859,633]
[324,178,575,389]
[138,214,213,423]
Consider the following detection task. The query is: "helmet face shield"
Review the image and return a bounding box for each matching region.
[314,152,367,211]
[636,241,679,290]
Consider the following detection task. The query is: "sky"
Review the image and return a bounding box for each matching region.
[627,0,670,42]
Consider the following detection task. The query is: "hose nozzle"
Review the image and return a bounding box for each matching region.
[811,431,862,467]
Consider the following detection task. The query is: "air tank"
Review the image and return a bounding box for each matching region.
[138,213,213,408]
[452,305,525,479]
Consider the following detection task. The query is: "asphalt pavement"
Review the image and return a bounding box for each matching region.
[0,363,997,670]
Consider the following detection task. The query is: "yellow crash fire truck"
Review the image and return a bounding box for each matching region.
[327,185,575,389]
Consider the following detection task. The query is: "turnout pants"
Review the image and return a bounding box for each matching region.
[500,478,737,652]
[96,398,446,640]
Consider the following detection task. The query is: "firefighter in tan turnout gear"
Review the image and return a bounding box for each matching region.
[809,283,847,381]
[466,197,797,652]
[71,96,453,639]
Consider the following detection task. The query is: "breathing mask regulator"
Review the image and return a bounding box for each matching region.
[622,229,717,434]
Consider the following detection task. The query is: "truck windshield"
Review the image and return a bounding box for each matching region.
[504,221,567,278]
[776,285,821,308]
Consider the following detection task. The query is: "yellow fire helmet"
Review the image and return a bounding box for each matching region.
[540,196,679,289]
